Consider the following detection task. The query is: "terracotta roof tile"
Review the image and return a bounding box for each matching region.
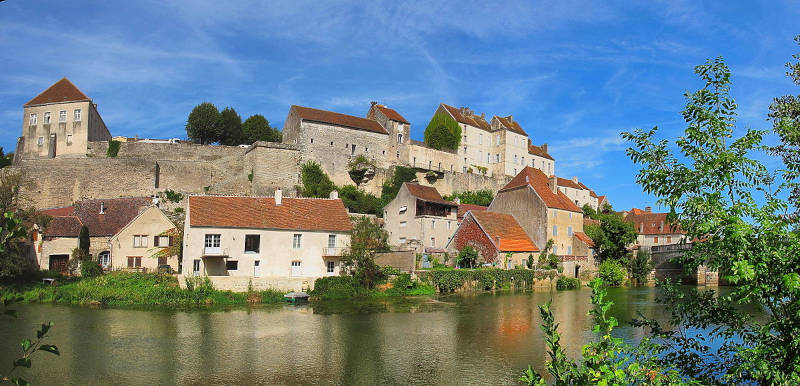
[25,78,90,106]
[45,216,83,237]
[494,115,528,136]
[624,211,684,235]
[39,206,75,217]
[293,105,388,135]
[457,204,487,219]
[527,144,554,160]
[500,167,583,213]
[589,190,599,198]
[574,232,595,248]
[557,177,583,190]
[404,183,457,206]
[440,104,491,131]
[470,211,539,252]
[189,195,352,232]
[374,104,409,124]
[73,197,152,236]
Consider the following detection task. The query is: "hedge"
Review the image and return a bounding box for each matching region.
[417,268,558,292]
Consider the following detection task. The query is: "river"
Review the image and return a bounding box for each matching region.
[1,286,697,385]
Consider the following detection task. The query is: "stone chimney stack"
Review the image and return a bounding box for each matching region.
[572,176,579,184]
[275,189,282,206]
[645,206,652,213]
[548,175,557,193]
[507,115,513,122]
[541,143,548,153]
[329,190,339,199]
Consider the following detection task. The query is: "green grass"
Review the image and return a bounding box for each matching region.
[1,272,285,309]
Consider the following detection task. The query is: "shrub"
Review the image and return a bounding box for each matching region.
[444,190,494,206]
[598,259,627,287]
[556,276,581,290]
[628,249,654,284]
[163,189,184,203]
[80,260,103,278]
[417,268,558,292]
[300,161,336,198]
[424,112,461,150]
[457,246,479,268]
[106,140,121,157]
[311,276,362,300]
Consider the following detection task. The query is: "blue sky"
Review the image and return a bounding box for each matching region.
[1,1,798,211]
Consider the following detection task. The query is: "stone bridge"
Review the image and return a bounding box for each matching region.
[647,243,718,286]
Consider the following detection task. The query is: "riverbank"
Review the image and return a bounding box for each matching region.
[1,272,285,309]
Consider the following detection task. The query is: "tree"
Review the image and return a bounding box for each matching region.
[380,166,417,205]
[769,35,800,215]
[299,161,336,198]
[581,203,597,218]
[218,106,243,146]
[337,185,382,216]
[185,102,221,144]
[78,225,90,254]
[628,248,653,285]
[444,190,494,206]
[0,147,13,168]
[584,212,637,262]
[342,216,388,288]
[621,53,800,383]
[242,114,281,144]
[457,246,478,268]
[537,239,560,271]
[424,113,461,151]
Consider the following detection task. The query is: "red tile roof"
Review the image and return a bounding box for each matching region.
[25,78,90,107]
[40,206,75,217]
[292,105,388,135]
[189,195,352,232]
[440,104,491,131]
[597,195,607,205]
[470,211,539,252]
[500,167,583,213]
[574,232,595,248]
[527,144,554,160]
[404,183,457,206]
[556,177,583,190]
[493,115,528,136]
[624,211,684,235]
[457,204,487,219]
[374,104,409,124]
[45,216,83,237]
[590,190,599,198]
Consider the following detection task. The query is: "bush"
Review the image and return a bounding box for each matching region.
[311,276,363,300]
[80,260,103,278]
[556,276,581,290]
[338,185,382,215]
[457,246,479,268]
[628,249,654,284]
[163,189,184,203]
[424,113,461,150]
[106,140,121,157]
[300,161,336,198]
[598,259,627,287]
[417,268,558,293]
[443,190,494,206]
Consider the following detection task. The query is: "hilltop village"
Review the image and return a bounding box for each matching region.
[9,78,691,291]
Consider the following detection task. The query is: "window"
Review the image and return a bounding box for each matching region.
[431,220,435,229]
[192,259,201,274]
[292,234,302,249]
[204,234,221,248]
[397,134,403,144]
[382,150,385,155]
[568,226,573,236]
[351,144,356,155]
[327,261,335,274]
[365,147,368,152]
[430,237,435,247]
[463,146,467,154]
[399,221,407,228]
[495,154,500,163]
[447,221,452,230]
[653,237,659,244]
[330,141,334,146]
[495,134,500,145]
[66,134,73,145]
[29,113,37,125]
[43,112,51,124]
[396,151,400,159]
[569,212,572,219]
[553,225,558,236]
[667,236,672,243]
[438,162,441,170]
[154,235,170,247]
[290,260,301,276]
[226,260,239,270]
[479,134,482,144]
[568,246,572,255]
[310,138,313,143]
[74,109,81,121]
[429,160,432,169]
[521,156,525,165]
[127,256,142,267]
[158,256,167,266]
[37,137,44,146]
[487,153,490,163]
[514,154,518,164]
[59,110,67,122]
[399,205,407,214]
[245,235,260,253]
[463,135,467,143]
[133,235,148,248]
[328,234,336,248]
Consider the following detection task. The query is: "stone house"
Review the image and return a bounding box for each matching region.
[383,182,458,254]
[447,210,539,269]
[35,197,156,273]
[108,206,178,272]
[18,77,110,159]
[488,167,596,275]
[366,102,411,165]
[490,115,533,177]
[556,176,600,210]
[527,142,555,177]
[436,104,496,176]
[182,192,352,289]
[622,207,688,248]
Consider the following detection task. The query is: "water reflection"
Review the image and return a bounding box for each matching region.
[1,287,685,385]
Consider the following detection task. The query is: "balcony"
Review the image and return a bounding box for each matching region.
[323,247,346,257]
[203,247,229,257]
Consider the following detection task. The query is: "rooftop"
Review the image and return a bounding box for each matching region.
[25,77,90,107]
[500,167,583,213]
[292,105,388,135]
[440,103,492,131]
[373,104,409,124]
[470,211,539,252]
[404,183,457,206]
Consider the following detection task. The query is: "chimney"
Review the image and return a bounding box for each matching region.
[329,190,339,199]
[548,176,557,193]
[99,202,105,214]
[572,176,578,184]
[152,194,160,207]
[645,206,652,213]
[275,189,282,206]
[507,115,513,122]
[480,112,485,119]
[541,143,548,153]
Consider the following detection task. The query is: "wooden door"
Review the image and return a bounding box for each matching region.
[49,255,69,275]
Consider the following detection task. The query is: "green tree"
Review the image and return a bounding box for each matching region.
[584,212,637,262]
[457,245,478,268]
[342,216,388,288]
[185,102,221,144]
[621,53,800,383]
[242,114,281,144]
[537,239,560,271]
[769,35,800,215]
[218,106,243,146]
[299,161,336,198]
[423,113,461,150]
[628,248,654,285]
[337,185,382,216]
[78,225,90,254]
[443,190,494,206]
[380,166,417,204]
[581,203,597,218]
[0,147,13,168]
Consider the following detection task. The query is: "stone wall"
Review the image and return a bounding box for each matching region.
[178,275,315,292]
[374,251,416,272]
